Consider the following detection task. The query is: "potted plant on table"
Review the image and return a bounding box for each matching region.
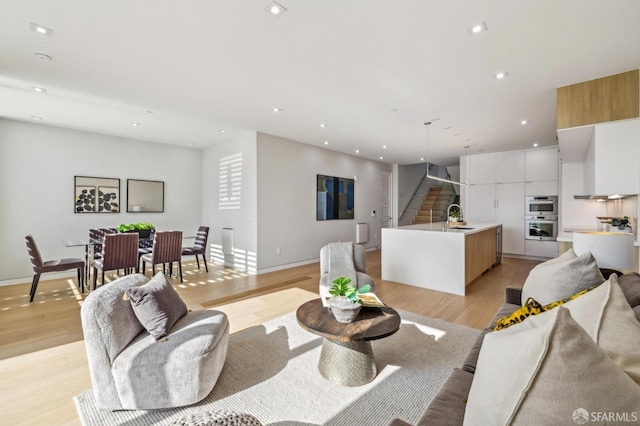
[116,222,156,239]
[449,209,461,223]
[327,277,371,323]
[611,216,632,233]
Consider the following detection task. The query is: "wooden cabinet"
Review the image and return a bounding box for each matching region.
[525,148,558,182]
[465,228,497,285]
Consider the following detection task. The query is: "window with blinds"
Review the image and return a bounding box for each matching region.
[219,153,242,210]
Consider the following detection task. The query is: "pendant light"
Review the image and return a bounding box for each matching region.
[424,121,467,186]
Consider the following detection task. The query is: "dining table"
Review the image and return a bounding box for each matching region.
[63,235,194,289]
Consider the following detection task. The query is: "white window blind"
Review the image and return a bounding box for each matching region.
[219,153,242,209]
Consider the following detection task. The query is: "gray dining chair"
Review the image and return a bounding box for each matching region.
[141,230,184,282]
[92,233,139,289]
[25,235,85,301]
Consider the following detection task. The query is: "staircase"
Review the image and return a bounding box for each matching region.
[413,185,457,224]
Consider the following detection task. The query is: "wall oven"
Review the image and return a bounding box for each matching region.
[525,216,558,241]
[525,196,558,216]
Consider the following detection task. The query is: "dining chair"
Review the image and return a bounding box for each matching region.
[140,230,183,282]
[137,228,156,262]
[181,226,210,272]
[89,228,118,259]
[25,235,85,302]
[92,233,139,289]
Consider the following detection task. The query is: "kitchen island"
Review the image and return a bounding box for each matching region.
[381,223,502,296]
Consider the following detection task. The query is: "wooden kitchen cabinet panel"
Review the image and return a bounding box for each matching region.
[465,228,497,285]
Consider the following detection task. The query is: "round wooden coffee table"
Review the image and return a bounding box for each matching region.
[296,298,401,386]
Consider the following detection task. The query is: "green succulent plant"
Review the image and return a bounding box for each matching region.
[329,277,371,304]
[611,216,631,230]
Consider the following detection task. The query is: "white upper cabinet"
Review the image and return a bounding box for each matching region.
[525,147,559,182]
[495,151,525,183]
[468,154,496,184]
[590,119,640,195]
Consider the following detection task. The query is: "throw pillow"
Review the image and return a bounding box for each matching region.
[125,272,188,340]
[463,308,640,426]
[520,249,604,305]
[521,274,640,384]
[493,298,544,331]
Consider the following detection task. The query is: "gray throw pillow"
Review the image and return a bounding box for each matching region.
[521,249,604,305]
[126,272,187,340]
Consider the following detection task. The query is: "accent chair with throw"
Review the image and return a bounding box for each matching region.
[319,241,374,298]
[80,272,229,410]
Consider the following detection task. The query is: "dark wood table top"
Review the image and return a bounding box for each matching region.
[296,299,401,343]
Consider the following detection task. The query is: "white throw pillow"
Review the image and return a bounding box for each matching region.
[521,249,604,305]
[522,274,640,384]
[463,308,640,426]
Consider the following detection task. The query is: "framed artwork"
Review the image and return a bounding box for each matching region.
[74,176,120,213]
[127,179,164,212]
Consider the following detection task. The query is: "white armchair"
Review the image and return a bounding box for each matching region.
[319,242,374,297]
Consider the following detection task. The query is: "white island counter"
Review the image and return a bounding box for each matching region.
[381,223,502,296]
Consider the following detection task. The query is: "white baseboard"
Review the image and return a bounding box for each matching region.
[0,270,77,287]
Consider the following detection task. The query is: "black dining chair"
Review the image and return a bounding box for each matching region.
[141,230,183,282]
[92,233,139,289]
[25,235,85,302]
[182,226,210,272]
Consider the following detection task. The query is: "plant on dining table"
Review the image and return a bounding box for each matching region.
[116,222,155,232]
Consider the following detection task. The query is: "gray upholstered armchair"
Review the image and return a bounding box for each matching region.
[319,242,375,298]
[80,273,229,410]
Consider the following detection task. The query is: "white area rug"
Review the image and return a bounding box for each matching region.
[74,310,480,426]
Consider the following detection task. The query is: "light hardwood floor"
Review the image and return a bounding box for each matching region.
[0,251,539,425]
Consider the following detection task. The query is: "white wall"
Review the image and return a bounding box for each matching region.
[201,133,258,271]
[0,119,202,283]
[256,133,391,271]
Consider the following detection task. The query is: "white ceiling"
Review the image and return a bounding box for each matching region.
[1,0,639,166]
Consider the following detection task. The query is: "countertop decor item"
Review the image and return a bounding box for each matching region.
[327,277,371,323]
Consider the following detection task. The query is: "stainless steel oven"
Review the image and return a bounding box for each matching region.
[525,215,558,241]
[525,196,558,216]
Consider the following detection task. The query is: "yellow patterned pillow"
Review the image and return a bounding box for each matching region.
[493,287,597,331]
[542,286,595,310]
[493,298,544,331]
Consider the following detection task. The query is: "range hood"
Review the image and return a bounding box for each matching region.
[573,194,633,201]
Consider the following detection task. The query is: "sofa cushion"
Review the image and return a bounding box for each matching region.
[126,272,188,340]
[112,310,230,409]
[520,249,604,305]
[416,368,473,426]
[463,308,640,426]
[520,274,640,384]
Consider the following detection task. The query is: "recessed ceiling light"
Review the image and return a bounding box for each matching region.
[146,110,153,114]
[34,53,52,62]
[391,108,398,112]
[533,143,539,147]
[130,122,141,127]
[382,145,387,149]
[467,22,488,35]
[494,71,509,80]
[188,142,194,146]
[453,133,462,136]
[443,126,452,130]
[31,86,46,93]
[265,1,287,16]
[319,123,327,128]
[30,23,53,37]
[272,107,282,112]
[521,120,529,125]
[31,115,43,120]
[464,138,471,142]
[355,149,360,154]
[324,141,329,145]
[431,117,441,122]
[219,129,226,133]
[379,156,384,160]
[420,157,424,161]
